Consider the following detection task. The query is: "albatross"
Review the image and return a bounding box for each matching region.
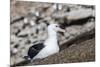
[24,24,65,62]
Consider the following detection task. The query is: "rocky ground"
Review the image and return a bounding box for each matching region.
[32,37,95,65]
[11,36,95,67]
[10,0,95,66]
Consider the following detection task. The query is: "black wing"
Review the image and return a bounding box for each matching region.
[27,43,45,59]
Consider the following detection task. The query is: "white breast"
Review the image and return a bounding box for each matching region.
[33,38,59,59]
[33,24,60,59]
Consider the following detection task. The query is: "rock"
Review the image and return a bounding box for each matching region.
[67,9,94,20]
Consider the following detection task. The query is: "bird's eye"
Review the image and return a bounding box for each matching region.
[56,25,58,27]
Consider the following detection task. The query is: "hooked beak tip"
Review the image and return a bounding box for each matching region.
[58,28,65,33]
[58,28,65,36]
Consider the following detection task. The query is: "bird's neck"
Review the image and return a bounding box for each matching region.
[44,29,58,46]
[48,29,57,39]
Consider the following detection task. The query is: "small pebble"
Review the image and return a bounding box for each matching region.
[30,20,35,26]
[24,18,28,24]
[12,48,18,54]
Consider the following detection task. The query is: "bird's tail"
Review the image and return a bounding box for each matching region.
[23,56,31,61]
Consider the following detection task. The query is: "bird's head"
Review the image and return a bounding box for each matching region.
[48,24,65,33]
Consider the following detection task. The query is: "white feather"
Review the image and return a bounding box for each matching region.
[33,24,60,59]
